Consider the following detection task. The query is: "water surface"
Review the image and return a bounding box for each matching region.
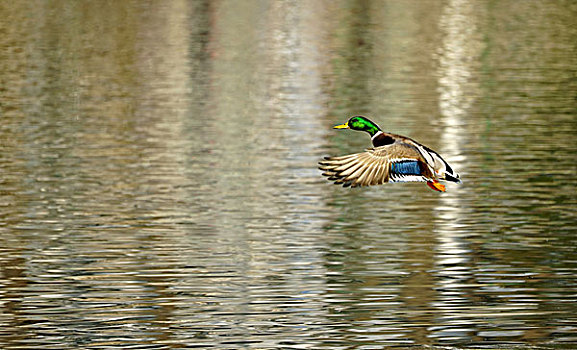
[1,1,576,349]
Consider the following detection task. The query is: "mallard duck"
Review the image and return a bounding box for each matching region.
[319,116,461,192]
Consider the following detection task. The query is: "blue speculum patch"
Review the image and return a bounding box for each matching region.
[391,161,421,176]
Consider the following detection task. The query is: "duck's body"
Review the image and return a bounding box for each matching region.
[319,116,461,192]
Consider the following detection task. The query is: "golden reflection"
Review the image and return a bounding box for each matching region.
[0,0,197,345]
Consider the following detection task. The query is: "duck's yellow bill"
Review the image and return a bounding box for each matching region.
[333,123,349,129]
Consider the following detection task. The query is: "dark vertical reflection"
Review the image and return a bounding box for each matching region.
[328,0,373,118]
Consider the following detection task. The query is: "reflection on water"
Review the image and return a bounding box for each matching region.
[432,0,478,343]
[1,0,576,349]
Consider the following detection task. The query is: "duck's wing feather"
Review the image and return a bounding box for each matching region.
[319,143,435,188]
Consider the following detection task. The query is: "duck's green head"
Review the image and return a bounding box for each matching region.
[333,116,381,136]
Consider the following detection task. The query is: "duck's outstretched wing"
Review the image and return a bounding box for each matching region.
[319,144,436,188]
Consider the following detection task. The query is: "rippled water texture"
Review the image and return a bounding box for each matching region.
[1,1,576,349]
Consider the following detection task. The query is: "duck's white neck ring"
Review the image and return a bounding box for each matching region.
[371,130,384,141]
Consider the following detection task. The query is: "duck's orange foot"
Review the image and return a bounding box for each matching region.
[427,181,446,192]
